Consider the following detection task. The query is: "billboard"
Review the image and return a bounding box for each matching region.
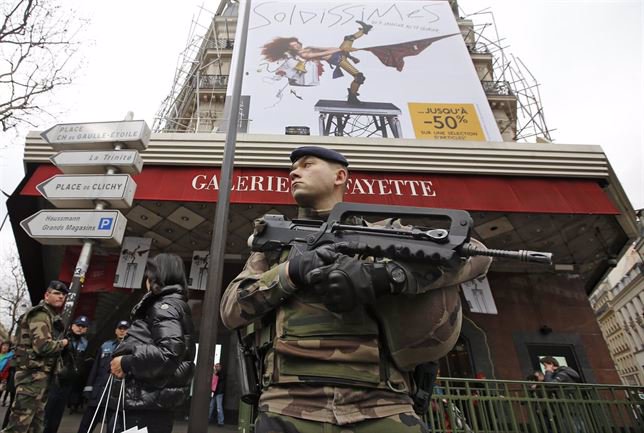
[223,0,502,141]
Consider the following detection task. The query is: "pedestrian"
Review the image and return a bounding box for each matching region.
[539,357,581,384]
[75,320,129,433]
[208,363,225,426]
[43,315,90,433]
[1,280,70,433]
[539,357,584,433]
[0,342,14,406]
[1,347,16,429]
[221,146,492,432]
[109,253,196,433]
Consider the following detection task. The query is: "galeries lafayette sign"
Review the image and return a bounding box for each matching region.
[22,165,618,214]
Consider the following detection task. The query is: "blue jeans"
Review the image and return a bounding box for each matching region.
[209,393,224,425]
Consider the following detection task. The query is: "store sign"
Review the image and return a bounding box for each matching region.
[36,174,137,208]
[20,210,127,246]
[224,0,502,141]
[22,165,620,215]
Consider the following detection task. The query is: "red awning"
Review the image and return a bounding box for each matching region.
[21,165,619,214]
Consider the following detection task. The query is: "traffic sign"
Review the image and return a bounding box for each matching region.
[50,150,143,174]
[20,210,127,246]
[40,120,151,151]
[36,174,137,208]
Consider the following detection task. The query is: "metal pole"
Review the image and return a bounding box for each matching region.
[187,0,251,431]
[60,112,132,328]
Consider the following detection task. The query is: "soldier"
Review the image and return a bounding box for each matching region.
[2,281,70,433]
[221,146,491,432]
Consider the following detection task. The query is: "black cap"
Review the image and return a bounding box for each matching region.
[47,280,69,295]
[116,320,130,329]
[290,146,349,167]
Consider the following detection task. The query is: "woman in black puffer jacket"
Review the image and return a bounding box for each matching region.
[109,253,195,433]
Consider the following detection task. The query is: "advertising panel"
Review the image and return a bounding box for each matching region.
[114,237,152,289]
[223,0,502,141]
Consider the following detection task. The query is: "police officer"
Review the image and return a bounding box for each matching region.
[2,281,69,433]
[221,147,491,433]
[76,320,129,433]
[43,315,90,433]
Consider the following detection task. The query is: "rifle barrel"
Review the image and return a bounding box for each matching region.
[461,243,552,264]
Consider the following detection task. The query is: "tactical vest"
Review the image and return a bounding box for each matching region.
[14,302,62,373]
[256,218,490,389]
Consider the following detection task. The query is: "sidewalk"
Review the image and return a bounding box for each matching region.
[0,405,237,433]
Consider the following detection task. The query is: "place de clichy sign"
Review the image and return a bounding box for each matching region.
[36,174,137,208]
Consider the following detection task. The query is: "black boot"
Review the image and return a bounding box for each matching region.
[347,89,362,105]
[356,20,373,34]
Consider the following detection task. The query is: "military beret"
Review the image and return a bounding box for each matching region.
[290,146,349,167]
[73,315,90,327]
[47,280,69,295]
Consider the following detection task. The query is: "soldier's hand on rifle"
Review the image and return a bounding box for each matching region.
[306,256,405,312]
[287,244,340,287]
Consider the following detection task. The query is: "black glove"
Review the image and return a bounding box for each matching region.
[306,255,396,312]
[287,244,340,287]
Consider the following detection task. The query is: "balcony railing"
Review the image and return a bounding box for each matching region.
[481,80,514,97]
[206,38,234,50]
[425,377,643,433]
[198,74,229,89]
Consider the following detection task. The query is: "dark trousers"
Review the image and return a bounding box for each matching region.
[76,404,114,433]
[43,383,72,433]
[109,409,175,433]
[1,391,15,428]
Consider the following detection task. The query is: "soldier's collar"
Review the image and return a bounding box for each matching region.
[297,207,330,220]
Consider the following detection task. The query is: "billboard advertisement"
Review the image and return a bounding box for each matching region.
[223,0,502,141]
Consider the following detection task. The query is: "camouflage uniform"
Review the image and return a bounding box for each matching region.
[221,210,491,431]
[2,302,66,433]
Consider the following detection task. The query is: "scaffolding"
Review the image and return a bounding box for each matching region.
[152,1,238,133]
[458,5,555,142]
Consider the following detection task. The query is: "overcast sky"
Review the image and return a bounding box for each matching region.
[1,0,642,243]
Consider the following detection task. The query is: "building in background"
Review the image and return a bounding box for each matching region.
[6,0,641,424]
[590,227,644,386]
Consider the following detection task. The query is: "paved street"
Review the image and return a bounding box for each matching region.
[0,404,237,433]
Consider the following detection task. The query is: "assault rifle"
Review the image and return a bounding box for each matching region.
[250,202,552,267]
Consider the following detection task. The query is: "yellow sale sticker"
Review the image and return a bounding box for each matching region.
[409,103,486,141]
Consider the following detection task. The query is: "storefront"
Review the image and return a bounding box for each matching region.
[7,132,639,417]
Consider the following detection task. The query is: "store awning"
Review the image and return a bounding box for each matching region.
[21,165,619,215]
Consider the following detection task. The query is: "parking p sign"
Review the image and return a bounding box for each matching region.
[98,217,114,230]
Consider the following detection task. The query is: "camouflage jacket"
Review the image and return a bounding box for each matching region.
[220,217,491,424]
[14,301,66,373]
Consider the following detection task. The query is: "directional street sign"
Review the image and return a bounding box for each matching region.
[40,120,151,151]
[50,150,143,174]
[20,210,127,246]
[36,174,137,208]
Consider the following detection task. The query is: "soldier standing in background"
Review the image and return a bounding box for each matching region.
[221,146,491,433]
[1,281,69,433]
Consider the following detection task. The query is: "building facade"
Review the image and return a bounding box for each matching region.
[590,243,644,386]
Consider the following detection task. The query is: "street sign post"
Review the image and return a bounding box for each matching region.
[40,120,151,151]
[36,174,137,208]
[50,150,143,174]
[20,209,127,246]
